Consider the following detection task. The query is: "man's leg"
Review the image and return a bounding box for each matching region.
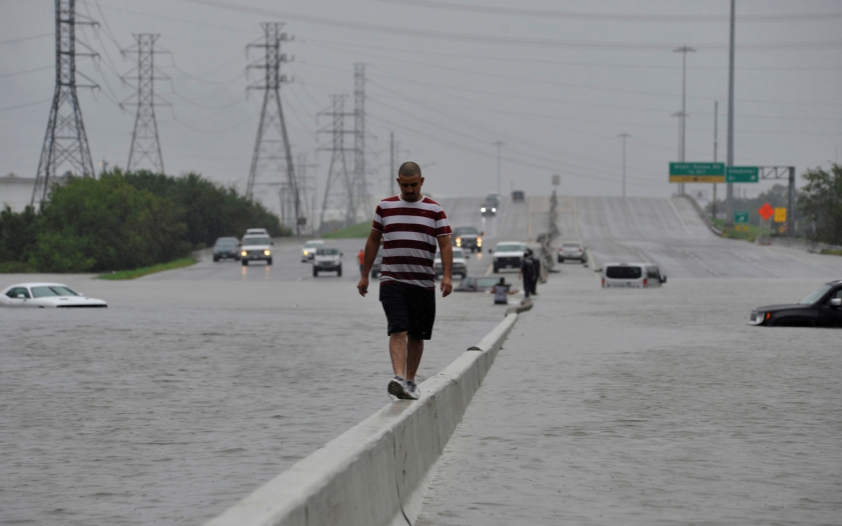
[405,337,424,382]
[389,331,408,378]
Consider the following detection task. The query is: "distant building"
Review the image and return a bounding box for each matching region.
[0,173,35,212]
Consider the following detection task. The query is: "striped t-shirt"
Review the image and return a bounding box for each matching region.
[372,195,452,290]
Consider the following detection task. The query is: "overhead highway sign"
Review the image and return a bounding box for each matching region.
[669,162,725,183]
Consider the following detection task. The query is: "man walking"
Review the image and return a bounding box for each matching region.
[519,250,535,299]
[357,162,453,401]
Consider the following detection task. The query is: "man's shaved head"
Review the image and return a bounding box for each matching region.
[398,161,421,178]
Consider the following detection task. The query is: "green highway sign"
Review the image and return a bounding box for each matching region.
[669,162,725,183]
[734,211,750,223]
[726,166,759,183]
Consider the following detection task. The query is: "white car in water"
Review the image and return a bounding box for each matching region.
[0,283,107,308]
[491,241,529,273]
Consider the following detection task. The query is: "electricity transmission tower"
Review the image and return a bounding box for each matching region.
[32,0,98,207]
[122,34,168,173]
[246,22,302,235]
[318,94,355,230]
[352,63,369,219]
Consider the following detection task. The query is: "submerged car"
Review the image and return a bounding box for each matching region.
[434,247,468,279]
[491,241,528,273]
[601,263,666,288]
[212,236,240,262]
[313,247,342,277]
[1,283,107,308]
[301,240,325,262]
[241,235,273,266]
[749,280,842,328]
[455,276,503,292]
[453,226,482,253]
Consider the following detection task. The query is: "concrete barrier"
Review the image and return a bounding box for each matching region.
[205,312,519,526]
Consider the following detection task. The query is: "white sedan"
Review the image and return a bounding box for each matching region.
[0,283,107,308]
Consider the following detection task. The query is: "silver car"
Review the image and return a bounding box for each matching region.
[558,241,588,264]
[434,247,468,279]
[313,247,342,277]
[601,263,666,288]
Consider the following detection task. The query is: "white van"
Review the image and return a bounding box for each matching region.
[601,262,667,288]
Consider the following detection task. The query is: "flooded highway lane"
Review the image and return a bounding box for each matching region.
[418,271,842,526]
[0,275,503,525]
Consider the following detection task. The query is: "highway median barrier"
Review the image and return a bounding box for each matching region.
[205,312,519,526]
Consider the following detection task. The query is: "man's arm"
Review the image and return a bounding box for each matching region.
[357,228,383,297]
[437,235,453,297]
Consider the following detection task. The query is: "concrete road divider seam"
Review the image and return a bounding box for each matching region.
[205,312,519,526]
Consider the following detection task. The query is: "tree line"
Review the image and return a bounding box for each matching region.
[0,170,287,273]
[706,163,841,244]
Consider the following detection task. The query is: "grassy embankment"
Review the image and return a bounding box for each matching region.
[712,219,765,242]
[820,249,842,256]
[97,257,196,280]
[321,221,371,239]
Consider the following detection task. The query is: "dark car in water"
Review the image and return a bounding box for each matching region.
[749,280,842,328]
[213,237,240,262]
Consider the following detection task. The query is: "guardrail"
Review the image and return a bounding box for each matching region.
[205,313,519,526]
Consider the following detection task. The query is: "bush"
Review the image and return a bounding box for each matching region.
[0,170,284,273]
[798,164,842,245]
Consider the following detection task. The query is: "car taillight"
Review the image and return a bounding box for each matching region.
[601,278,605,287]
[643,278,648,287]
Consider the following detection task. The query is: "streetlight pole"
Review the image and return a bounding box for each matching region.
[618,133,631,199]
[674,45,696,196]
[493,141,504,196]
[725,0,736,227]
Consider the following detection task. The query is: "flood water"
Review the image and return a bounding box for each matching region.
[0,276,501,525]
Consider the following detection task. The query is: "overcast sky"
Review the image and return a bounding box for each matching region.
[2,0,841,215]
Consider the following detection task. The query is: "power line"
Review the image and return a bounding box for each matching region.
[0,33,52,46]
[372,0,842,23]
[0,65,52,79]
[178,0,842,52]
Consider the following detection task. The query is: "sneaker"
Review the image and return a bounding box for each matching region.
[388,376,412,401]
[405,380,420,400]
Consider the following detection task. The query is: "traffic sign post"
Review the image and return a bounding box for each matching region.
[726,166,759,183]
[669,162,725,183]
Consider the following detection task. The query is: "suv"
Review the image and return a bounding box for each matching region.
[313,247,342,277]
[240,235,273,266]
[558,241,588,264]
[212,237,240,262]
[452,226,482,253]
[601,263,666,288]
[491,241,528,273]
[434,247,468,279]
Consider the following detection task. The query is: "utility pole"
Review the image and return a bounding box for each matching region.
[122,34,167,174]
[352,63,368,221]
[674,45,695,196]
[618,133,631,199]
[32,0,97,207]
[493,141,504,196]
[246,23,301,236]
[318,94,355,229]
[725,0,736,226]
[389,131,395,196]
[713,100,718,221]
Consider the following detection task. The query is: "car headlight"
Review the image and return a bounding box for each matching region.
[456,237,461,246]
[303,250,309,255]
[241,250,247,256]
[264,249,271,256]
[492,207,497,212]
[477,238,482,246]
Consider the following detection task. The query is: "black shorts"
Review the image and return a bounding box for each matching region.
[379,282,436,340]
